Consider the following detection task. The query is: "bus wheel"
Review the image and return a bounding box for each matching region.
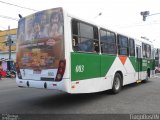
[111,73,122,94]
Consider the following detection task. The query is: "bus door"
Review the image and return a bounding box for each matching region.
[136,45,142,80]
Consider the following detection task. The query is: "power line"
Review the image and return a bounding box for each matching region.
[109,21,160,29]
[0,0,38,11]
[0,15,18,21]
[149,13,160,16]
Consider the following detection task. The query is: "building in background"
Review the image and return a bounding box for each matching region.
[0,28,17,61]
[0,28,17,72]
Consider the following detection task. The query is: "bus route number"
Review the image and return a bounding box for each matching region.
[75,65,84,73]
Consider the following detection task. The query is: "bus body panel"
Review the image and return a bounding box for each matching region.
[70,53,137,93]
[71,52,101,81]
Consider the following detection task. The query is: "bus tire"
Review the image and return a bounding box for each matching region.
[111,73,122,94]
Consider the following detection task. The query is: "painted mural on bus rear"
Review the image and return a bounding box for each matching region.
[16,7,155,94]
[16,8,65,83]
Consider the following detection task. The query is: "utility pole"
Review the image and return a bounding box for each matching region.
[7,26,12,61]
[140,11,150,21]
[140,11,160,21]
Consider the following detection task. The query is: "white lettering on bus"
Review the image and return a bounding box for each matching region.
[75,65,84,73]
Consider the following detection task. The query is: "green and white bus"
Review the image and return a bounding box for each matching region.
[16,7,155,94]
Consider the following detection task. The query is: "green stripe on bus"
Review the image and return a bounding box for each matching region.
[100,55,117,76]
[141,59,155,71]
[129,57,155,72]
[71,52,116,81]
[129,57,138,72]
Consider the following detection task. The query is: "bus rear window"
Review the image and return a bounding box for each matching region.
[17,8,65,69]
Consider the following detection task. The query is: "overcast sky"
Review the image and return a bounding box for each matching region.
[0,0,160,47]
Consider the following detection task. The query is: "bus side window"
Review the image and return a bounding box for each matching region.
[129,38,135,56]
[94,40,99,53]
[71,19,99,53]
[72,19,80,51]
[147,45,151,58]
[117,35,129,56]
[142,43,151,58]
[73,36,80,51]
[93,27,99,53]
[100,29,116,55]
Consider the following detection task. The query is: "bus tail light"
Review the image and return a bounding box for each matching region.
[55,60,66,81]
[16,63,22,79]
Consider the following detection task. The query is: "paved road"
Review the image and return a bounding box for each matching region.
[0,74,160,114]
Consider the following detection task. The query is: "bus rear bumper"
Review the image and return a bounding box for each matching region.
[16,78,71,93]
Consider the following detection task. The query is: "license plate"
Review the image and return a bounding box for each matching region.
[33,70,41,74]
